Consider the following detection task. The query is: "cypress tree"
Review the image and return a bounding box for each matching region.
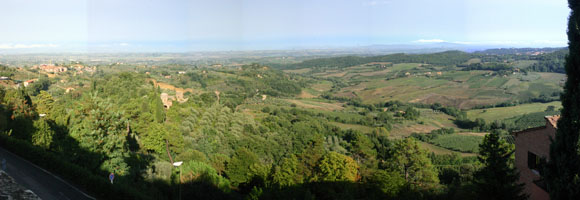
[546,0,580,198]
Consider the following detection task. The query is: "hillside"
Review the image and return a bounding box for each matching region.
[0,48,566,199]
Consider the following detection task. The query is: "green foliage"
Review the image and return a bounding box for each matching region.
[410,127,455,142]
[26,78,51,96]
[142,123,167,154]
[527,49,568,73]
[209,153,229,176]
[403,107,420,120]
[226,148,265,186]
[474,133,527,200]
[313,152,359,182]
[298,138,325,180]
[180,160,231,192]
[31,118,54,149]
[546,1,580,198]
[368,169,406,197]
[69,93,131,175]
[344,130,377,168]
[33,91,54,115]
[3,89,35,139]
[270,155,301,187]
[151,89,165,123]
[4,50,571,199]
[386,138,439,187]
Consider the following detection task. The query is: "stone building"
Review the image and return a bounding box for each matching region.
[513,115,559,200]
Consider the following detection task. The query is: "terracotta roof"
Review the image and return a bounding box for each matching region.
[545,115,560,128]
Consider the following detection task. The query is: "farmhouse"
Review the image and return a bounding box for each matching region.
[513,115,559,200]
[160,93,174,109]
[23,79,37,87]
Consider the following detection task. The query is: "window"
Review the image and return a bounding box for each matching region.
[528,152,541,174]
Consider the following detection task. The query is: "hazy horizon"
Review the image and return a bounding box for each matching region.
[0,0,569,52]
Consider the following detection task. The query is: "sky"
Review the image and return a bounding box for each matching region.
[0,0,570,52]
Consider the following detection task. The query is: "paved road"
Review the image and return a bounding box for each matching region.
[0,147,95,200]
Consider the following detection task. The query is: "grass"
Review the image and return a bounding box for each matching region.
[466,101,562,121]
[389,109,459,139]
[329,122,375,133]
[514,60,538,69]
[431,134,483,153]
[283,68,312,74]
[285,98,345,111]
[417,141,476,157]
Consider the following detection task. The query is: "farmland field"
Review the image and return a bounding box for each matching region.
[431,134,483,153]
[418,141,477,157]
[321,63,564,108]
[466,101,562,121]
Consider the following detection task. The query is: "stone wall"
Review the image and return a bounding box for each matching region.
[0,170,40,200]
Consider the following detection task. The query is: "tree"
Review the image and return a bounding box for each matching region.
[313,152,359,182]
[225,148,262,186]
[34,91,54,115]
[474,133,527,200]
[403,107,420,120]
[26,78,51,96]
[270,155,301,187]
[369,169,406,197]
[151,89,165,123]
[142,123,167,154]
[32,118,55,149]
[298,138,325,180]
[385,138,438,187]
[3,89,35,139]
[345,130,377,165]
[546,1,580,199]
[69,93,130,175]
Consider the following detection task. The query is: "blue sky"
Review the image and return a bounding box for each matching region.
[0,0,569,52]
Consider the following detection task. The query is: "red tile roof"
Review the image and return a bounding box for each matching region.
[545,115,560,128]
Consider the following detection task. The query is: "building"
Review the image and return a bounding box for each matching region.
[23,79,37,87]
[513,115,560,200]
[38,64,68,73]
[160,93,174,109]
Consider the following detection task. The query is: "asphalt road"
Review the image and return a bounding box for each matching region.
[0,147,95,200]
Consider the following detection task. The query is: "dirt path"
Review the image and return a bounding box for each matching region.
[148,79,195,93]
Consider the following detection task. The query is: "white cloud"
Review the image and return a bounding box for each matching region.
[413,39,446,43]
[0,44,58,49]
[363,0,392,6]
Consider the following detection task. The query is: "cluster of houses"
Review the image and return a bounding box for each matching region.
[31,64,95,74]
[33,64,67,73]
